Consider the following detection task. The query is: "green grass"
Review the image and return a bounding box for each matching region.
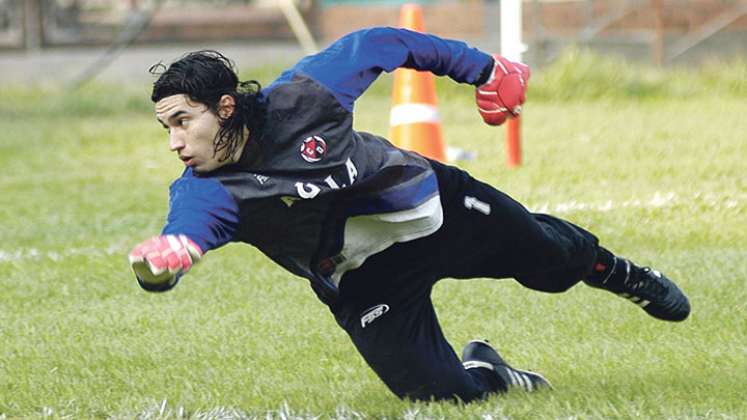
[1,51,746,418]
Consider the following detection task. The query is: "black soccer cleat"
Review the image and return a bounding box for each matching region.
[462,340,551,393]
[585,258,690,322]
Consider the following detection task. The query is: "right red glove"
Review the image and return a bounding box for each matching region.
[475,55,531,126]
[128,234,202,289]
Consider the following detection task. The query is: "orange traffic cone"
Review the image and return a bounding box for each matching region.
[388,4,447,162]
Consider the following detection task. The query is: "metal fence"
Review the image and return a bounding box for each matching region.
[522,0,747,65]
[2,0,746,65]
[0,0,316,49]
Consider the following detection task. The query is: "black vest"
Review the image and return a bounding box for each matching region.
[200,75,439,303]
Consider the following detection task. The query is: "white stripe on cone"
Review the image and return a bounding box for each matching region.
[389,103,440,127]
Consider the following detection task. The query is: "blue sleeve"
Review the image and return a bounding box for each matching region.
[161,170,239,253]
[266,27,493,111]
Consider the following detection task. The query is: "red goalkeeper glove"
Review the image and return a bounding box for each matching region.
[128,234,202,292]
[475,55,531,126]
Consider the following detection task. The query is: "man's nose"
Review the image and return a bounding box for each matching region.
[169,132,185,151]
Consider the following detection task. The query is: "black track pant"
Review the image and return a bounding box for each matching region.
[330,160,600,402]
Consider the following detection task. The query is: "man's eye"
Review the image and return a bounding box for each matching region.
[178,119,188,126]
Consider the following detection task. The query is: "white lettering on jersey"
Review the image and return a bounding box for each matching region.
[324,175,341,190]
[464,196,491,215]
[345,158,358,185]
[295,182,321,199]
[254,174,270,185]
[360,304,390,328]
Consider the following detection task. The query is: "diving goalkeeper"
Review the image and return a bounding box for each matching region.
[128,27,690,402]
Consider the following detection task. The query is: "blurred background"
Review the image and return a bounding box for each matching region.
[1,0,746,86]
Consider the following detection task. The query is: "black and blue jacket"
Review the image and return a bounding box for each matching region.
[159,27,493,302]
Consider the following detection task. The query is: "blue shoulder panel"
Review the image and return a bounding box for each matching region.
[346,170,438,216]
[161,168,239,253]
[265,27,493,111]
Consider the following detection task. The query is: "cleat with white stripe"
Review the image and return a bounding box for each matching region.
[462,340,551,394]
[585,258,690,322]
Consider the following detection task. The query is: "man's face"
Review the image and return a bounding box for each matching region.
[155,94,227,173]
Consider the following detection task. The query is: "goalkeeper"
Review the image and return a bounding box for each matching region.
[129,27,690,402]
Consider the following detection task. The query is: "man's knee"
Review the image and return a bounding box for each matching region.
[512,239,592,293]
[364,349,484,403]
[516,269,581,293]
[513,214,598,293]
[393,374,485,403]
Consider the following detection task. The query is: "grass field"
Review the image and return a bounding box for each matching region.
[1,51,746,418]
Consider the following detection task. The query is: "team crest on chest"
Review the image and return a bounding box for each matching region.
[300,135,327,163]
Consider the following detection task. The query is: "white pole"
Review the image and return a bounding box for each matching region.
[500,0,526,167]
[500,0,526,62]
[277,0,319,55]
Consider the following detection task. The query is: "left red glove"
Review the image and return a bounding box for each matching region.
[128,234,202,288]
[475,55,531,126]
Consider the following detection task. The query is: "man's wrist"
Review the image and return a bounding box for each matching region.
[476,60,495,86]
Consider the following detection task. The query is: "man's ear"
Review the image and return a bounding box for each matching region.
[218,94,236,119]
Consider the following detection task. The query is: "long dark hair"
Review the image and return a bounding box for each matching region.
[150,50,263,161]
